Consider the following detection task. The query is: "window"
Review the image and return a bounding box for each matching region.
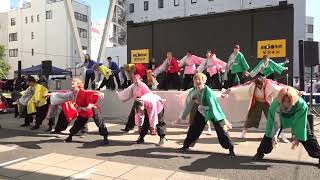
[78,28,88,38]
[191,0,197,4]
[37,14,40,22]
[82,46,87,50]
[31,32,34,39]
[10,18,16,26]
[31,16,33,23]
[307,38,313,41]
[9,33,18,42]
[31,49,34,56]
[46,10,52,19]
[174,0,179,6]
[74,12,88,22]
[25,17,28,24]
[129,3,134,13]
[9,49,18,57]
[307,24,313,33]
[144,1,149,11]
[158,0,164,8]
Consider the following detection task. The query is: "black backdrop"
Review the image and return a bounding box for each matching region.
[127,5,294,84]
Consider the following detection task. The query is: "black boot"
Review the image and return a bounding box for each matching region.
[64,136,72,143]
[229,148,236,159]
[102,136,109,145]
[30,124,40,130]
[45,125,53,132]
[20,123,30,127]
[51,130,61,134]
[121,128,129,133]
[134,137,145,144]
[253,152,264,160]
[178,146,189,152]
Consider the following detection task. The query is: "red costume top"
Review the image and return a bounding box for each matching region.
[74,89,100,119]
[135,63,147,77]
[167,57,180,74]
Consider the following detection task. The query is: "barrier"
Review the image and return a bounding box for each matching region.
[99,90,268,129]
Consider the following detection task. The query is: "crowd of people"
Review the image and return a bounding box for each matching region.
[0,44,319,167]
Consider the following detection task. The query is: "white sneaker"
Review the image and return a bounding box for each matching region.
[207,127,212,135]
[280,134,290,143]
[238,130,246,139]
[186,127,189,132]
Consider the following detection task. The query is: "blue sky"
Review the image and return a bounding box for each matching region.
[10,0,319,40]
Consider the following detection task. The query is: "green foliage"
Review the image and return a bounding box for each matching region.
[0,44,11,79]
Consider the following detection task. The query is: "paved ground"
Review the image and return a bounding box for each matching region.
[0,112,320,180]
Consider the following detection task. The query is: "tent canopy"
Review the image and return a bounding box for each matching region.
[15,65,72,76]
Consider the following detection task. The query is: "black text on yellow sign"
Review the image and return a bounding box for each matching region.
[257,39,286,58]
[131,49,149,64]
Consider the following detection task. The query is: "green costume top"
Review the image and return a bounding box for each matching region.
[180,85,225,122]
[265,97,308,141]
[230,52,250,74]
[250,59,286,78]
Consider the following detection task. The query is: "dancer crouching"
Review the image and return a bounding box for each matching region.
[133,92,166,146]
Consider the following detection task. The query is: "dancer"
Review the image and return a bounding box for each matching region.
[133,92,166,146]
[108,57,121,89]
[153,52,181,90]
[52,78,109,144]
[135,63,148,82]
[224,76,284,139]
[253,87,320,166]
[93,64,114,90]
[248,54,289,80]
[179,50,204,90]
[197,50,226,89]
[224,45,250,88]
[179,73,235,158]
[77,54,97,90]
[117,74,151,132]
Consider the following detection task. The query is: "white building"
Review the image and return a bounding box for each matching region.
[0,12,9,66]
[1,0,91,78]
[306,16,314,41]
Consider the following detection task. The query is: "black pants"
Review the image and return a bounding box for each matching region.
[183,110,234,150]
[140,109,166,139]
[226,71,244,88]
[124,105,136,131]
[206,73,222,89]
[257,124,320,159]
[84,73,95,90]
[35,104,49,126]
[258,72,275,80]
[114,73,121,89]
[163,72,181,90]
[98,75,115,90]
[69,108,108,137]
[183,74,194,90]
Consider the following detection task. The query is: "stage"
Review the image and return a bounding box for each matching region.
[98,89,268,129]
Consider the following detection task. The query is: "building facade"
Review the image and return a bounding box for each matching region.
[125,0,306,79]
[306,16,314,41]
[1,0,91,78]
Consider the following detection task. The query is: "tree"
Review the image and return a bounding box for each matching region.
[0,45,11,79]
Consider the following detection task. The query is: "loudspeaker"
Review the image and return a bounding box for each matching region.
[279,1,288,8]
[42,60,52,76]
[304,41,320,67]
[18,61,21,78]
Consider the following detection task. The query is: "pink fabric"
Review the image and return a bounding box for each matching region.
[206,57,227,77]
[134,92,165,128]
[133,81,151,99]
[183,55,203,74]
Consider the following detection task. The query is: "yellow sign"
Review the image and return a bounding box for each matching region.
[257,39,286,58]
[131,49,149,64]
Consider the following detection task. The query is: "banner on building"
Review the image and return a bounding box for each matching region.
[131,49,149,64]
[257,39,286,58]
